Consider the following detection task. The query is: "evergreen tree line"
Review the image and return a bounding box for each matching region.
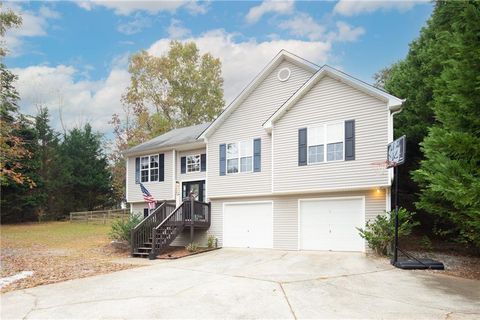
[376,1,480,248]
[1,105,114,223]
[1,5,113,222]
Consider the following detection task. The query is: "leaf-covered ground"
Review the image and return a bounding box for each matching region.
[0,222,139,293]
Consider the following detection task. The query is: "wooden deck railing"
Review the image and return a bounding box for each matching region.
[150,201,187,258]
[70,209,129,224]
[130,201,176,256]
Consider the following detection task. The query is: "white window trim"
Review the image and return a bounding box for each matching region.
[226,140,254,175]
[185,154,201,173]
[307,121,345,165]
[140,154,160,183]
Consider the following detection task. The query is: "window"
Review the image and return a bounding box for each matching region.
[150,155,159,181]
[140,154,160,182]
[326,122,343,161]
[140,156,149,182]
[226,143,238,173]
[308,126,324,164]
[226,140,253,174]
[308,122,344,164]
[186,154,201,173]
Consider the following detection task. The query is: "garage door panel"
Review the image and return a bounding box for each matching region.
[300,198,364,252]
[223,202,273,249]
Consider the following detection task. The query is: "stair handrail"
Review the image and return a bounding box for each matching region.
[150,201,187,258]
[130,200,175,256]
[153,201,186,231]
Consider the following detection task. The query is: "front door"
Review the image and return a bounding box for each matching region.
[182,180,205,202]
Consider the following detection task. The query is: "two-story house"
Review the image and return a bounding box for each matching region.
[124,50,403,256]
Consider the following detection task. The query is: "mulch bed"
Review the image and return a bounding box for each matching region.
[0,243,139,293]
[399,235,480,280]
[157,246,220,259]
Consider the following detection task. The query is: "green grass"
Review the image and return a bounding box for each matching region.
[1,221,111,250]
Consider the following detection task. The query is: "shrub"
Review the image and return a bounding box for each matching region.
[186,242,199,252]
[420,235,433,251]
[109,215,142,244]
[207,234,216,248]
[357,208,419,256]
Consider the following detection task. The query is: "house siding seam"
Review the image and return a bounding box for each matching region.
[207,60,314,198]
[273,76,390,193]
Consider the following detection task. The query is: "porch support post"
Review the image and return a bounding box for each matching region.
[190,194,194,242]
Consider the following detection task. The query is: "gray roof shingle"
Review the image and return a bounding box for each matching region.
[123,122,210,155]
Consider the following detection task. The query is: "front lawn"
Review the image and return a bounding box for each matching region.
[1,221,138,293]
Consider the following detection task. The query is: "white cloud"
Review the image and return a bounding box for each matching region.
[246,0,294,24]
[334,0,424,16]
[12,65,130,133]
[4,4,60,56]
[279,13,365,43]
[167,19,191,39]
[117,13,151,35]
[76,0,208,16]
[331,21,365,42]
[148,29,331,103]
[13,29,332,134]
[278,13,325,41]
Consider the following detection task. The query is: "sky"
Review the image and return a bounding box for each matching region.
[3,0,434,137]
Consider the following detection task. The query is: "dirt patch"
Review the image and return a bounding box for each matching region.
[0,222,141,293]
[407,251,480,280]
[157,246,219,259]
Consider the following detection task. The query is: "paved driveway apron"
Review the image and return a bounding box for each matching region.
[2,248,479,319]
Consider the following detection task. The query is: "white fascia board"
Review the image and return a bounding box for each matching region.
[122,140,206,158]
[200,50,319,139]
[263,65,404,131]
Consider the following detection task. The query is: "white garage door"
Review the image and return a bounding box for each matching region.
[223,202,273,249]
[299,198,364,252]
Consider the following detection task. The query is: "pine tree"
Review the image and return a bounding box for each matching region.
[412,1,480,247]
[59,124,113,213]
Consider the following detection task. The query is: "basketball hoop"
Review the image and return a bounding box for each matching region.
[371,160,391,176]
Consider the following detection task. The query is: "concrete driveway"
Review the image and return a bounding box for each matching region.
[1,248,479,319]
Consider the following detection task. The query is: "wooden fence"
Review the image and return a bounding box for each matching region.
[70,209,129,224]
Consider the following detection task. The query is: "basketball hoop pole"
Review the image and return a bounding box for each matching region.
[393,165,399,264]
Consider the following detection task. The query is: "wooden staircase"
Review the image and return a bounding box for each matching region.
[131,199,211,259]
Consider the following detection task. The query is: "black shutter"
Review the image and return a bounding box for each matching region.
[159,154,165,181]
[201,154,206,172]
[298,128,307,166]
[253,138,261,172]
[219,144,226,176]
[135,157,140,183]
[345,120,355,161]
[181,156,186,174]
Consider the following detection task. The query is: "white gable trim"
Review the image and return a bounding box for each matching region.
[263,65,405,131]
[199,50,319,139]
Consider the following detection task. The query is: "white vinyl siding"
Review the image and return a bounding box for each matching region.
[273,76,390,193]
[207,60,314,198]
[201,189,388,251]
[126,152,173,203]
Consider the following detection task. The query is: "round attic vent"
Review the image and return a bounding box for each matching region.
[277,67,291,82]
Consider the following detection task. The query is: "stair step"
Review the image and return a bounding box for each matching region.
[132,251,150,258]
[136,247,152,252]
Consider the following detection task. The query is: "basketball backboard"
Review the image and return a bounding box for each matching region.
[387,135,406,168]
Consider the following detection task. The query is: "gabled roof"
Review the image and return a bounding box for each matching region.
[199,50,319,139]
[263,65,404,131]
[123,122,210,156]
